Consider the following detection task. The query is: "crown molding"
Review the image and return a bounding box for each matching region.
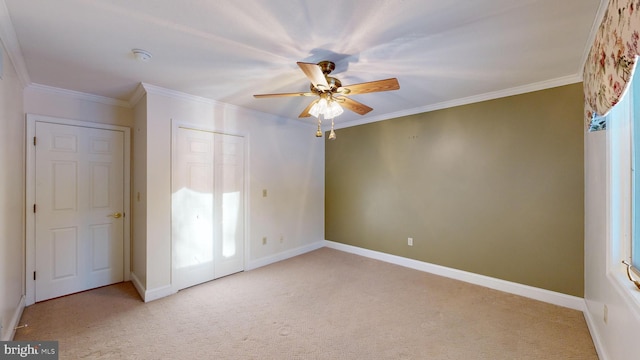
[28,83,131,108]
[128,83,147,107]
[140,82,220,106]
[138,82,310,126]
[578,0,609,77]
[336,73,583,130]
[0,0,30,87]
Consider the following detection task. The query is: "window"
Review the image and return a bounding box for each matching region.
[610,66,640,284]
[607,68,636,284]
[632,68,640,273]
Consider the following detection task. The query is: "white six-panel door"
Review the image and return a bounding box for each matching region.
[34,122,125,302]
[172,126,244,291]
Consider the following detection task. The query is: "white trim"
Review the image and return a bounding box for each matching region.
[605,89,640,318]
[324,240,585,311]
[130,272,177,303]
[0,0,30,87]
[128,83,147,107]
[25,114,132,305]
[142,83,218,106]
[584,299,611,360]
[27,83,131,108]
[141,82,314,127]
[144,285,176,303]
[129,272,145,300]
[579,0,610,76]
[609,272,640,321]
[243,133,252,277]
[246,241,324,271]
[2,295,25,341]
[336,74,582,130]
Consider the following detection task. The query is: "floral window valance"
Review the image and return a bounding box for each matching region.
[584,0,640,131]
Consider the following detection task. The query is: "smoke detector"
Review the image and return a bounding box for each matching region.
[132,48,152,62]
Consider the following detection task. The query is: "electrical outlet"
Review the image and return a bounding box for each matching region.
[280,236,284,243]
[263,189,267,197]
[408,237,413,246]
[262,237,267,245]
[604,304,608,324]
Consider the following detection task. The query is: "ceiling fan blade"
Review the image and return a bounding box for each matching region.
[299,99,319,118]
[253,92,315,98]
[297,62,330,91]
[338,78,400,95]
[338,96,373,115]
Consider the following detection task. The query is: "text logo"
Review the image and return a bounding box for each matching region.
[1,341,58,359]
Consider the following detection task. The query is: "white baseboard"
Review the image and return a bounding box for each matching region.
[324,240,586,312]
[130,272,177,303]
[247,241,324,271]
[144,285,176,303]
[127,242,324,303]
[3,295,26,341]
[583,300,609,360]
[129,271,146,300]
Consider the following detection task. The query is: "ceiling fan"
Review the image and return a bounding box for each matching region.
[253,61,400,138]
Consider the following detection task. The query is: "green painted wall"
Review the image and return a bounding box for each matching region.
[325,83,584,297]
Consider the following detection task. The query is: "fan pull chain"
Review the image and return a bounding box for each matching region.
[315,117,323,137]
[329,118,336,140]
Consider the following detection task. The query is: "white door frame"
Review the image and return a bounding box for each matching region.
[25,114,131,305]
[170,120,249,293]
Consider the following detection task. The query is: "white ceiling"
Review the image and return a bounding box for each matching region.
[1,0,604,127]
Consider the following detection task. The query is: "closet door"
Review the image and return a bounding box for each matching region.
[213,133,245,279]
[172,126,244,291]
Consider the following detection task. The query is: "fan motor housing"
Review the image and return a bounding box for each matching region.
[310,76,341,94]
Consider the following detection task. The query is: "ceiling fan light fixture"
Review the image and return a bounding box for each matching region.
[309,97,343,119]
[326,100,344,118]
[309,97,327,118]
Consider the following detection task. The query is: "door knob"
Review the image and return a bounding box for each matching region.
[108,212,123,219]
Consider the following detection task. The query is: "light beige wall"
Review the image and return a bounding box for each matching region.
[139,86,325,295]
[326,83,584,297]
[24,86,133,127]
[131,94,147,288]
[0,41,25,340]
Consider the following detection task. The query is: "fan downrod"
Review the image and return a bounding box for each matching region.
[317,61,335,75]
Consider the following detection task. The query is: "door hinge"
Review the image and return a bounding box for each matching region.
[33,136,36,146]
[33,271,36,281]
[33,204,36,213]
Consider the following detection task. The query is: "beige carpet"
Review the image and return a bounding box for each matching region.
[14,248,598,359]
